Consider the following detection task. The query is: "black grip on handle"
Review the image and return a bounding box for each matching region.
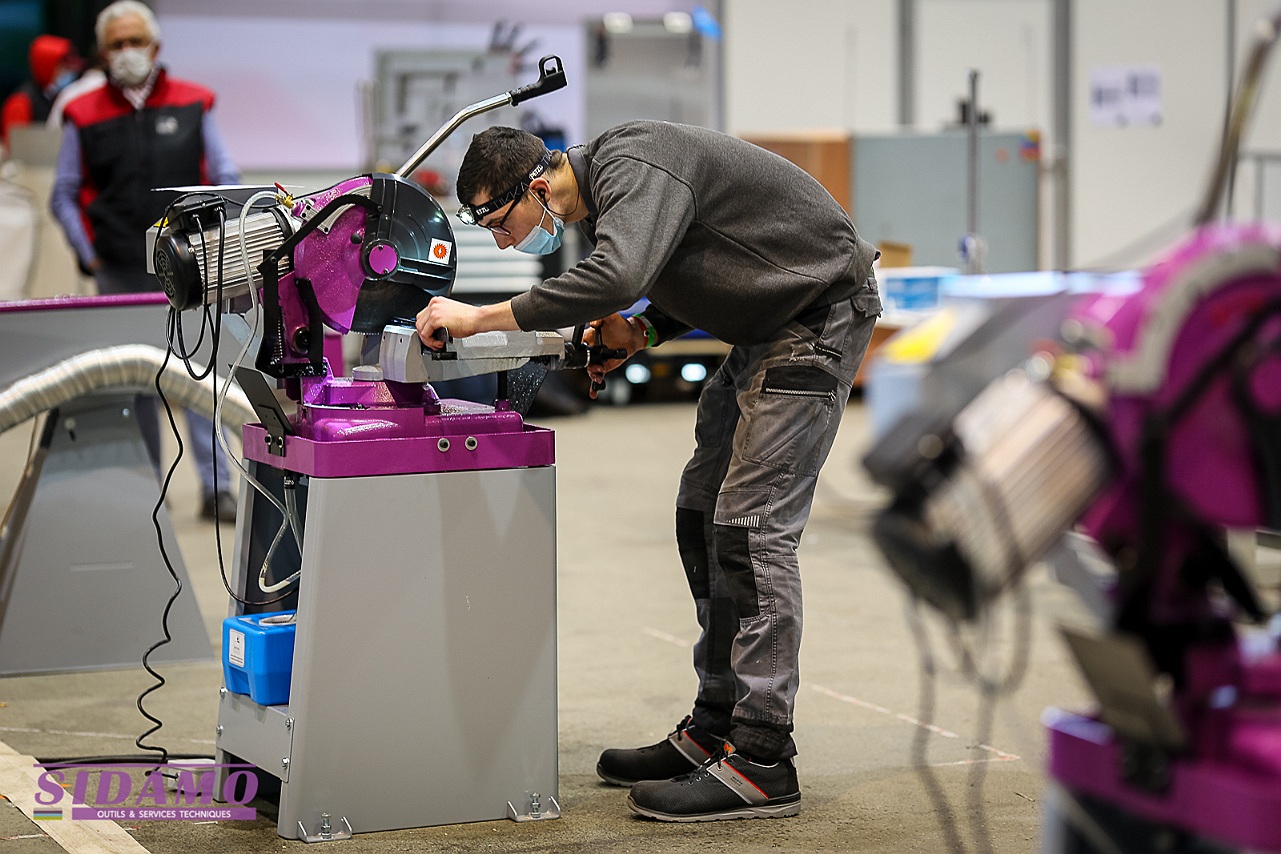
[508,55,566,106]
[432,327,451,346]
[595,347,628,363]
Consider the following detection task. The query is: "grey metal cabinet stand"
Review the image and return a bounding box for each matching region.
[214,461,558,840]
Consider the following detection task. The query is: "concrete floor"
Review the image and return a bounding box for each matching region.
[0,396,1110,853]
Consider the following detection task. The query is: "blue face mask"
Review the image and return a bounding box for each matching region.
[514,195,564,255]
[47,69,76,96]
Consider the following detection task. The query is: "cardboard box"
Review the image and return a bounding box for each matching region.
[877,240,913,268]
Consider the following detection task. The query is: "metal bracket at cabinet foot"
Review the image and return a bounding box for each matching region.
[297,813,352,843]
[507,792,561,822]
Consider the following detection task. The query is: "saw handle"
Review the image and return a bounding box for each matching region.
[509,56,567,105]
[396,54,567,178]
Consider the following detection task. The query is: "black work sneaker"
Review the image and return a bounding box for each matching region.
[626,743,801,822]
[596,716,723,787]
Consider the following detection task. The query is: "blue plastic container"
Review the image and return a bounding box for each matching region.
[222,610,297,706]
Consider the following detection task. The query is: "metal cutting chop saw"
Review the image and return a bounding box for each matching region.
[149,56,611,841]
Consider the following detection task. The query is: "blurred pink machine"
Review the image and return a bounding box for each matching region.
[863,10,1281,852]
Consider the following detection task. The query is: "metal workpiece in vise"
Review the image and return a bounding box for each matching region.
[375,319,627,406]
[147,56,575,453]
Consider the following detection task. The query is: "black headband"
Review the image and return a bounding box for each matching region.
[458,149,553,225]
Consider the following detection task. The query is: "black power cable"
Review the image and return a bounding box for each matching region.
[51,196,298,776]
[35,753,214,766]
[132,337,189,775]
[129,208,229,774]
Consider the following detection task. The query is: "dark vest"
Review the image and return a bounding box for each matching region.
[66,72,211,269]
[16,80,55,123]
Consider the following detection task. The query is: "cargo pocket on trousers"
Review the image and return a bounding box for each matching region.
[852,277,883,318]
[741,365,838,476]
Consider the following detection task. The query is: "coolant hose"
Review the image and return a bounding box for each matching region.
[0,344,256,435]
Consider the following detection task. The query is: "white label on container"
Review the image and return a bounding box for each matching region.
[228,629,246,667]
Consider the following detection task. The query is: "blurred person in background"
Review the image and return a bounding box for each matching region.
[49,0,238,522]
[1,34,82,148]
[45,59,105,129]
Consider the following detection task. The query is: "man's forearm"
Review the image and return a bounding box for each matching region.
[479,300,520,333]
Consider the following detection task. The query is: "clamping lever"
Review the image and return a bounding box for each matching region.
[426,326,456,361]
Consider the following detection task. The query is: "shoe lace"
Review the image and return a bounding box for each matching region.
[682,743,734,785]
[667,714,694,739]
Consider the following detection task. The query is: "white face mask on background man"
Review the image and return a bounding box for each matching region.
[108,47,152,87]
[99,8,158,89]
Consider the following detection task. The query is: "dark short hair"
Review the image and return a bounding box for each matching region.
[456,126,563,206]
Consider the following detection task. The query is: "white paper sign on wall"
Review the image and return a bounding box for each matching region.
[1090,65,1162,128]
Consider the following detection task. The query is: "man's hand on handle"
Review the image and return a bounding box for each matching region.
[415,297,519,350]
[584,312,647,399]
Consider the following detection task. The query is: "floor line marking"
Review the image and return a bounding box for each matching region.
[812,684,960,738]
[973,742,1020,761]
[928,755,1021,768]
[811,684,1021,761]
[642,627,691,649]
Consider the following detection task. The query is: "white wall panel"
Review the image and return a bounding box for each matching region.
[155,0,698,25]
[723,0,897,135]
[916,0,1051,137]
[1070,0,1227,268]
[158,16,584,171]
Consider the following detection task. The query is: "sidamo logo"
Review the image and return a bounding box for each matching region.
[34,763,259,821]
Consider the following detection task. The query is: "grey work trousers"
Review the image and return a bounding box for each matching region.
[678,293,878,762]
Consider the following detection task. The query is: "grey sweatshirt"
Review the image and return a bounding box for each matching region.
[508,121,881,347]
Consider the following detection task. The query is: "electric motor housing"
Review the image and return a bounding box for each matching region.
[153,199,296,310]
